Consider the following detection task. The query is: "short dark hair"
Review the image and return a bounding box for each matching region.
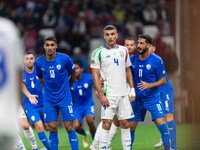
[24,50,35,56]
[138,34,153,44]
[44,36,57,43]
[124,37,135,41]
[74,59,83,68]
[103,25,117,31]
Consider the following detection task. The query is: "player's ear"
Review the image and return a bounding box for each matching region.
[55,43,58,49]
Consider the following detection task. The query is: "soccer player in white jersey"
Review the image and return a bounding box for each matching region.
[90,25,136,150]
[0,17,23,150]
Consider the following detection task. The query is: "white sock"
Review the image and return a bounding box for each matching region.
[121,128,131,150]
[108,123,118,143]
[99,128,109,150]
[16,134,26,150]
[23,127,37,149]
[91,121,103,148]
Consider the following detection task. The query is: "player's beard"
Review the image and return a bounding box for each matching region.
[27,65,34,71]
[138,48,148,55]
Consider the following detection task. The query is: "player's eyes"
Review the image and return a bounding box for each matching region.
[45,43,55,47]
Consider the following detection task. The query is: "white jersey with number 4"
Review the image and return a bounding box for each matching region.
[91,44,131,96]
[0,17,23,136]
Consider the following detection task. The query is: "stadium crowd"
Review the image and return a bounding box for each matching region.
[0,0,175,73]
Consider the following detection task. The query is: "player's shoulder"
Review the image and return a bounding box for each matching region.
[91,46,104,57]
[36,54,45,62]
[151,53,162,60]
[130,54,139,61]
[0,17,17,32]
[83,73,92,78]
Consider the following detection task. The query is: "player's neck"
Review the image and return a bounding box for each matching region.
[26,67,34,73]
[106,43,116,49]
[139,52,150,60]
[76,74,82,81]
[46,53,56,61]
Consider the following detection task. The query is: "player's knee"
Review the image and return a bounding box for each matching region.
[120,120,130,129]
[102,120,112,130]
[64,122,74,131]
[86,117,94,125]
[73,123,80,130]
[22,123,30,130]
[130,121,138,130]
[165,114,174,122]
[48,123,58,132]
[34,122,44,132]
[155,118,166,126]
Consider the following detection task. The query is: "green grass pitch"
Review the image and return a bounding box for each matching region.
[21,124,199,150]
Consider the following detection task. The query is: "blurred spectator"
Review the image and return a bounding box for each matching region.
[71,47,88,73]
[42,5,57,28]
[153,29,178,74]
[72,12,87,35]
[22,27,37,51]
[156,0,171,35]
[142,2,158,25]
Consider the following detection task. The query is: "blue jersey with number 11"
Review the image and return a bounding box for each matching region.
[130,53,166,100]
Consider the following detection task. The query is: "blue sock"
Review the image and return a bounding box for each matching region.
[38,132,51,150]
[130,130,135,149]
[167,120,177,149]
[157,124,170,150]
[68,130,79,150]
[49,131,59,150]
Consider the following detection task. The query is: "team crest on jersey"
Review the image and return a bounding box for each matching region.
[31,115,35,121]
[146,64,151,70]
[84,83,89,88]
[56,64,61,70]
[120,51,124,57]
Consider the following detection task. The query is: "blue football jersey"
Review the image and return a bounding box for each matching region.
[130,53,166,99]
[71,73,94,107]
[159,75,173,93]
[35,52,76,103]
[22,68,44,108]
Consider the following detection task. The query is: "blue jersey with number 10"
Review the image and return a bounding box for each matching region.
[35,52,75,103]
[130,53,166,100]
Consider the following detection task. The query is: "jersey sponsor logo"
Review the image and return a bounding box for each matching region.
[49,66,54,69]
[139,65,143,68]
[56,64,61,70]
[146,64,151,70]
[106,55,110,58]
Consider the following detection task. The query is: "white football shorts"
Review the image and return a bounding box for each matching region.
[101,95,134,120]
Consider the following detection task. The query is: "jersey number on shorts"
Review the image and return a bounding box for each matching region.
[0,49,7,88]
